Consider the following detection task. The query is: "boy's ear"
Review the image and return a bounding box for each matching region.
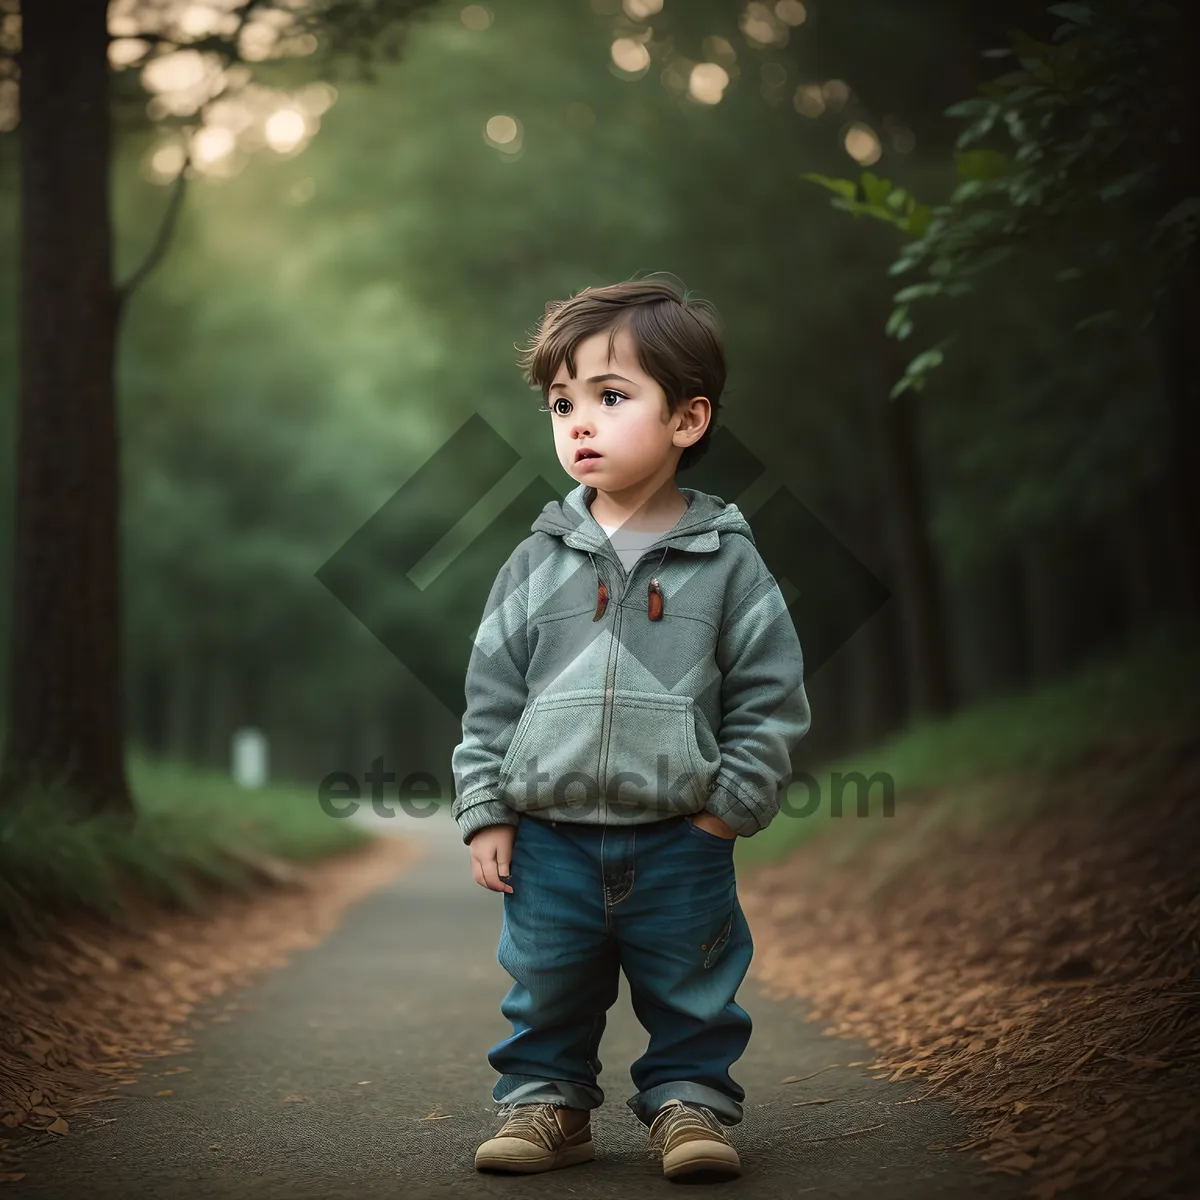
[677,395,711,442]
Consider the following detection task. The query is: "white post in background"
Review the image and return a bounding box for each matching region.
[232,727,269,789]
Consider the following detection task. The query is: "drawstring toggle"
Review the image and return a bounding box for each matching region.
[648,578,664,621]
[593,577,608,622]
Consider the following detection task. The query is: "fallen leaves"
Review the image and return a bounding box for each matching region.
[7,1106,69,1138]
[740,744,1200,1199]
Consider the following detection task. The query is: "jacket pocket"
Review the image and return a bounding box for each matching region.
[603,691,714,818]
[498,688,607,814]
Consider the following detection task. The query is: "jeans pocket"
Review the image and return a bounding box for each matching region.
[683,817,737,849]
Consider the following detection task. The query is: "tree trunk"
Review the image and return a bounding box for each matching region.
[1020,535,1073,683]
[138,658,171,760]
[232,651,266,732]
[187,655,217,769]
[204,656,234,773]
[1154,0,1200,613]
[166,656,194,763]
[955,551,1028,700]
[0,2,131,813]
[1136,478,1189,618]
[843,496,906,746]
[1107,497,1156,633]
[798,650,845,766]
[870,366,956,719]
[862,600,906,743]
[1158,268,1200,612]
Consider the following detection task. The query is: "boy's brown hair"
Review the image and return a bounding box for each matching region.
[517,274,725,472]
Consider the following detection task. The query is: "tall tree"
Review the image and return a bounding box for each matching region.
[0,0,434,814]
[4,1,127,812]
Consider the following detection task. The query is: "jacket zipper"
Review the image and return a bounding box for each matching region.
[595,547,661,824]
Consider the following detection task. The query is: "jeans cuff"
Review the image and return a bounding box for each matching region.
[627,1081,744,1127]
[493,1077,604,1111]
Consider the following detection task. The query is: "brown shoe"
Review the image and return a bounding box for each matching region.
[474,1102,595,1173]
[647,1099,741,1181]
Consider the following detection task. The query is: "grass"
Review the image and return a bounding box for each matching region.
[739,615,1200,868]
[0,753,372,939]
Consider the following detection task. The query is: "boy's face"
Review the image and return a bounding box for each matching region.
[547,323,708,496]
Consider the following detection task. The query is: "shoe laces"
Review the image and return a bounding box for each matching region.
[493,1102,565,1148]
[648,1100,724,1152]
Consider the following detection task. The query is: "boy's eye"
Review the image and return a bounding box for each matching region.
[547,390,626,416]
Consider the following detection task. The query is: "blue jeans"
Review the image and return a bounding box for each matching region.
[488,811,754,1127]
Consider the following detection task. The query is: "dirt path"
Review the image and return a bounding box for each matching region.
[4,810,1026,1199]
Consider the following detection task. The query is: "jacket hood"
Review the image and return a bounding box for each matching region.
[530,483,755,556]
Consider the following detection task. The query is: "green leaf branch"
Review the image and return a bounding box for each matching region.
[803,0,1196,399]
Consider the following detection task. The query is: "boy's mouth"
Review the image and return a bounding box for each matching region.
[574,448,602,463]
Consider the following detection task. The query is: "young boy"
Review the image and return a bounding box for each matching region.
[450,276,811,1182]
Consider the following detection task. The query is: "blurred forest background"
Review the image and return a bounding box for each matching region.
[0,0,1195,819]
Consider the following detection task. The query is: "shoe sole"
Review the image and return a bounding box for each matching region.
[475,1139,595,1173]
[663,1151,741,1181]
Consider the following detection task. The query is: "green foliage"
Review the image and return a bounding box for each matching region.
[0,754,369,940]
[804,0,1197,394]
[803,170,933,237]
[889,337,953,399]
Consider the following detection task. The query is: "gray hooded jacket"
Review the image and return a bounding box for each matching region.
[450,482,811,844]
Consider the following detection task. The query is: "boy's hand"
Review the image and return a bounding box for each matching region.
[688,812,738,839]
[467,823,516,893]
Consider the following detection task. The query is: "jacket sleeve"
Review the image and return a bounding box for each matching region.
[450,546,530,845]
[704,570,811,837]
